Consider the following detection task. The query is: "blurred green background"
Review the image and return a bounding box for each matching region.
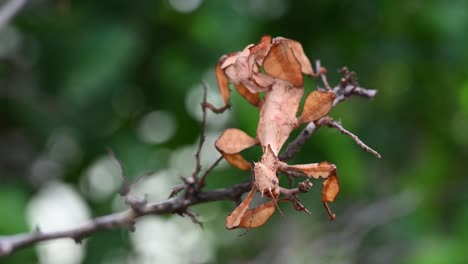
[1,0,468,263]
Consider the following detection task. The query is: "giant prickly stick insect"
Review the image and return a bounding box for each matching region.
[214,36,340,229]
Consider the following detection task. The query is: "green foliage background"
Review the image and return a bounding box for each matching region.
[1,0,468,263]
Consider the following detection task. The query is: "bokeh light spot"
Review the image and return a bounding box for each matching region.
[81,156,122,201]
[168,0,203,13]
[26,182,91,264]
[137,111,177,144]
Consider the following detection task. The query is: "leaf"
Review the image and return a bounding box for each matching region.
[226,187,256,229]
[215,128,258,154]
[285,38,315,76]
[235,82,261,107]
[263,39,303,87]
[287,161,336,179]
[215,58,230,105]
[223,153,252,171]
[299,90,335,123]
[238,201,276,229]
[322,174,340,221]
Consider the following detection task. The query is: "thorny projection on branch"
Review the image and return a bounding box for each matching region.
[214,35,380,229]
[0,36,379,256]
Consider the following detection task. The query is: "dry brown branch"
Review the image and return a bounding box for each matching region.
[192,81,210,181]
[280,62,378,162]
[0,181,252,257]
[324,118,381,158]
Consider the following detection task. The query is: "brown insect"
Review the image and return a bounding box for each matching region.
[214,36,339,229]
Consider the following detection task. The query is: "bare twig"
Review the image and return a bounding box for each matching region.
[0,0,26,29]
[280,122,317,161]
[199,155,223,188]
[325,118,381,158]
[280,68,378,161]
[192,81,210,181]
[315,60,332,90]
[168,184,185,198]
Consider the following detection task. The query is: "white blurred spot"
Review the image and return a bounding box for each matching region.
[131,169,179,203]
[81,156,122,201]
[169,145,197,176]
[168,0,203,13]
[26,182,91,264]
[137,111,177,144]
[46,128,82,166]
[231,0,288,20]
[185,70,232,129]
[168,132,228,177]
[200,131,228,171]
[131,216,214,264]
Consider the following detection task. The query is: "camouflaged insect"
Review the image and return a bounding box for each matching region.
[214,36,339,229]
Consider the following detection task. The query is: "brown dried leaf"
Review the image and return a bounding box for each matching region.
[224,153,252,171]
[215,58,231,105]
[299,90,335,123]
[235,82,261,107]
[215,128,258,154]
[322,174,339,221]
[285,38,314,76]
[238,201,276,229]
[263,39,303,87]
[226,187,256,229]
[287,161,336,179]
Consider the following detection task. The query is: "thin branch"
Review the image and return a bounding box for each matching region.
[279,122,317,161]
[168,184,185,199]
[0,181,252,257]
[191,81,210,181]
[280,67,378,162]
[0,0,26,29]
[315,60,331,90]
[199,155,223,188]
[326,118,381,158]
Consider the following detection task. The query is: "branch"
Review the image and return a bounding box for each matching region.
[325,118,381,158]
[280,62,378,161]
[191,81,210,181]
[0,181,252,256]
